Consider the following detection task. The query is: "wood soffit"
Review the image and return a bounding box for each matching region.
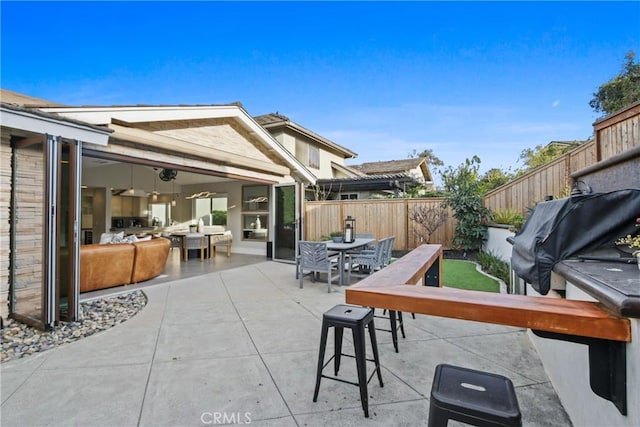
[108,121,290,177]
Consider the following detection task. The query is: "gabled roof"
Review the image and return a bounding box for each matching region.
[11,93,317,184]
[0,88,66,108]
[351,158,426,175]
[1,91,111,145]
[350,157,433,182]
[255,113,357,159]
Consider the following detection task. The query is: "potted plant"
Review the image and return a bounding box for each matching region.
[189,223,198,233]
[614,216,640,269]
[329,231,344,243]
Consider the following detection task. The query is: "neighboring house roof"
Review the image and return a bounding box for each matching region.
[545,140,587,148]
[350,157,433,182]
[330,161,367,178]
[255,113,357,159]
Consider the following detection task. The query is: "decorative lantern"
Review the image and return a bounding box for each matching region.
[343,216,356,243]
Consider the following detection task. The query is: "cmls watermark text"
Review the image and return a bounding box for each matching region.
[201,412,252,425]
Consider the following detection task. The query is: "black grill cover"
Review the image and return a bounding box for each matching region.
[511,189,640,295]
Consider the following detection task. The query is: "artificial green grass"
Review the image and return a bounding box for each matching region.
[442,259,500,293]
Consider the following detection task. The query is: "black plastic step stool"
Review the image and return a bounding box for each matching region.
[429,364,522,427]
[313,304,384,418]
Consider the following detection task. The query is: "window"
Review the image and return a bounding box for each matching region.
[194,194,228,226]
[340,194,358,200]
[150,203,172,227]
[295,140,320,169]
[308,145,320,169]
[242,185,269,241]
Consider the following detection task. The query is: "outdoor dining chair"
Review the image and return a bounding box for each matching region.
[349,237,388,277]
[298,241,344,293]
[382,236,396,266]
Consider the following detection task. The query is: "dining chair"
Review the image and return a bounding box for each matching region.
[349,237,388,277]
[298,241,343,292]
[382,236,396,266]
[162,232,182,252]
[182,233,206,261]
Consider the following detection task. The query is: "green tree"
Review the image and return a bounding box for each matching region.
[589,51,640,115]
[408,148,444,167]
[441,156,491,252]
[517,141,583,173]
[478,168,514,194]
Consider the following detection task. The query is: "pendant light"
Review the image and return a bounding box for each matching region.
[152,168,158,202]
[171,179,177,207]
[128,164,135,194]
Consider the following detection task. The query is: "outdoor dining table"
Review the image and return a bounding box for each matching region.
[325,238,375,286]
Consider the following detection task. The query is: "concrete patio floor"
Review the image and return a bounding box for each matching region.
[1,260,571,426]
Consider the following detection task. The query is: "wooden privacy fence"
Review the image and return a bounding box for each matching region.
[304,198,456,251]
[484,102,640,214]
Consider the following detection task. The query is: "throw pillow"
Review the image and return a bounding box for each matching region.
[110,232,126,244]
[99,233,113,244]
[126,235,139,243]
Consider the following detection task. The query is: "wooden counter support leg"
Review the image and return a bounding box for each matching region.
[532,330,627,415]
[425,257,440,287]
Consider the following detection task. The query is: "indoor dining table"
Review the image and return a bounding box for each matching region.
[325,238,375,285]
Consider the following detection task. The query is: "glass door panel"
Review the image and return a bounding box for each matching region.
[273,184,298,261]
[57,140,79,321]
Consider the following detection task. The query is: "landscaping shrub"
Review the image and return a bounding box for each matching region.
[476,250,510,288]
[441,156,491,252]
[491,208,525,232]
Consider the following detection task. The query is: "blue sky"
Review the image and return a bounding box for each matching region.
[2,1,639,176]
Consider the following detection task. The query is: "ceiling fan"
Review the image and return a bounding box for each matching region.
[159,168,178,182]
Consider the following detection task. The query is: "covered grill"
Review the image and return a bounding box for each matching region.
[511,188,640,295]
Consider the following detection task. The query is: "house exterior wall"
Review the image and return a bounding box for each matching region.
[0,134,11,318]
[271,130,346,180]
[0,133,46,319]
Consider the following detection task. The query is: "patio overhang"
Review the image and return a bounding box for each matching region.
[109,123,291,177]
[40,104,318,185]
[316,173,421,193]
[0,104,112,145]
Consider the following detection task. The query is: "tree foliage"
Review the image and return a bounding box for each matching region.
[408,148,444,167]
[441,156,491,252]
[478,168,514,194]
[517,141,583,173]
[589,51,640,116]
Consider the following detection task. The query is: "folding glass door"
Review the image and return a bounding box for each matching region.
[10,135,80,329]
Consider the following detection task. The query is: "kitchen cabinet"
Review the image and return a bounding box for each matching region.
[112,196,122,216]
[111,196,148,217]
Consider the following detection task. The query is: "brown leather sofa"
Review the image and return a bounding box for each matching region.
[80,237,170,292]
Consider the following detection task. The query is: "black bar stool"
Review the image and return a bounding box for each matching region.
[428,364,522,427]
[313,304,384,417]
[376,309,405,352]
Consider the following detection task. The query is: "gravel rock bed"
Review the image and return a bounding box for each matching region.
[1,291,147,364]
